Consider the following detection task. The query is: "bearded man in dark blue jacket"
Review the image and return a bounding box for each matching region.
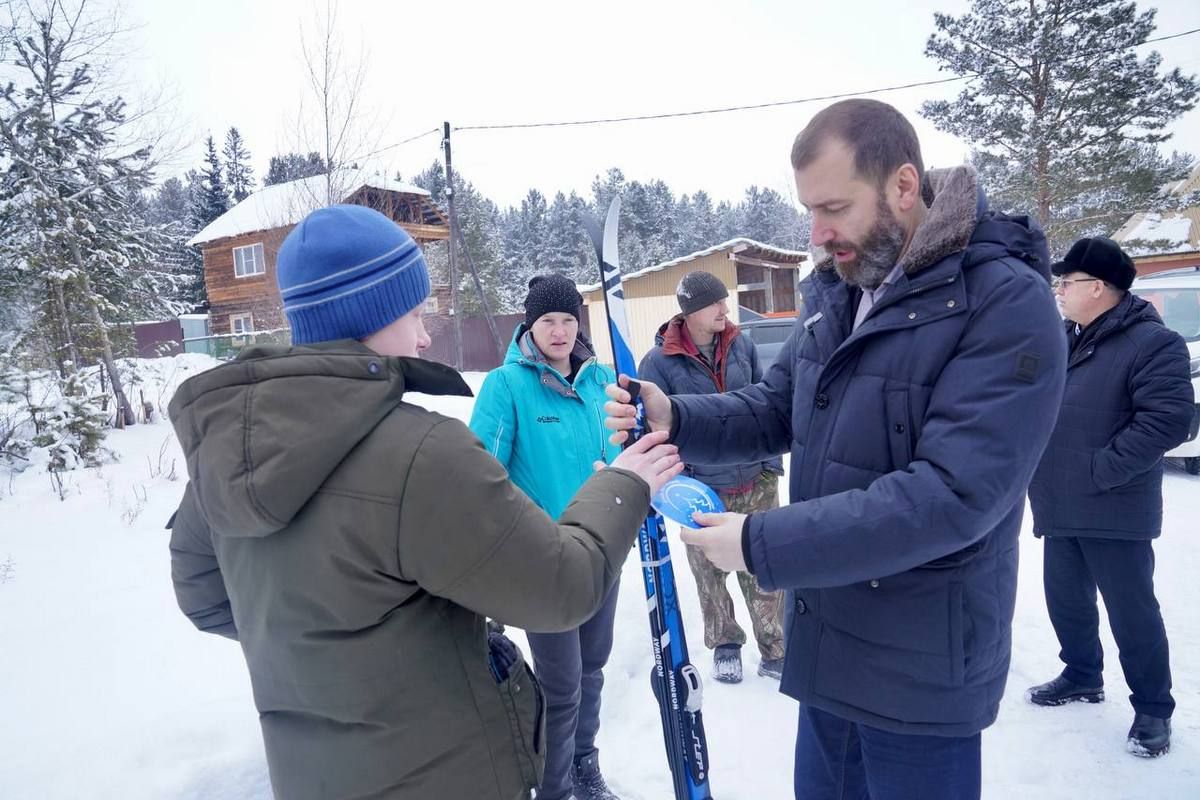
[1026,237,1194,759]
[604,99,1067,800]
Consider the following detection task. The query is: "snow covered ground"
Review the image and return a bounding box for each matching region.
[1,355,1198,799]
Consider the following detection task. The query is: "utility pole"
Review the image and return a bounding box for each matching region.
[442,121,464,371]
[442,121,504,367]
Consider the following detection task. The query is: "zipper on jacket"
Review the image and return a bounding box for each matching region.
[592,400,608,463]
[491,422,505,457]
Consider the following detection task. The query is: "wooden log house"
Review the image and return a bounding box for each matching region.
[188,171,449,337]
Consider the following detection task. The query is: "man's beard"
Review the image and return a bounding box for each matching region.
[828,197,906,290]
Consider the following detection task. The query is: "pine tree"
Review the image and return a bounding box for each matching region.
[0,7,189,429]
[716,200,742,242]
[223,127,255,202]
[677,191,724,253]
[150,177,206,308]
[33,370,110,475]
[590,167,627,226]
[407,162,446,201]
[921,0,1198,255]
[190,136,230,230]
[740,186,809,250]
[410,160,507,313]
[543,192,594,284]
[0,352,32,465]
[502,189,550,299]
[149,178,191,226]
[263,152,328,186]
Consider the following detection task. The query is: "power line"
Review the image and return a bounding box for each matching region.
[454,28,1200,133]
[348,126,441,163]
[354,27,1200,159]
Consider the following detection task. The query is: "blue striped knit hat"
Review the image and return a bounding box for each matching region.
[276,205,431,344]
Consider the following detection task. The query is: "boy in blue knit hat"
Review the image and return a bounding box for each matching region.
[276,204,433,354]
[165,204,683,799]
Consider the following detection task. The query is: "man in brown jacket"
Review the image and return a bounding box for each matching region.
[167,205,682,800]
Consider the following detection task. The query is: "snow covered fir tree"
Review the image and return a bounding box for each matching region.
[921,0,1198,256]
[406,161,811,315]
[222,127,255,203]
[0,4,190,478]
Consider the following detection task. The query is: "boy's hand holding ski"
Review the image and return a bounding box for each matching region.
[602,430,684,495]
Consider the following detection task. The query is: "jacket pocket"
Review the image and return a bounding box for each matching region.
[949,581,966,687]
[918,537,987,570]
[885,388,914,468]
[1063,447,1104,496]
[497,657,546,788]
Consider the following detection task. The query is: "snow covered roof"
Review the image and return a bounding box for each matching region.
[187,170,433,247]
[577,237,810,293]
[1115,213,1195,257]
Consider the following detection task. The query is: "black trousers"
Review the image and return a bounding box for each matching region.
[526,581,620,800]
[1043,536,1175,718]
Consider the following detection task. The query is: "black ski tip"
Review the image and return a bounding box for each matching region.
[582,213,604,264]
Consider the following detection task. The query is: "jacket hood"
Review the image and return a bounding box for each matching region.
[504,324,598,366]
[168,340,472,539]
[811,165,1050,282]
[502,324,604,399]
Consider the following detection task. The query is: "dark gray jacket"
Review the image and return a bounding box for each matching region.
[638,315,783,490]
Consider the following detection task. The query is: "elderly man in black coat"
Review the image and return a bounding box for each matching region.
[1027,237,1195,758]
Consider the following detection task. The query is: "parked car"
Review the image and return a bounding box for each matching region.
[1130,268,1200,475]
[740,316,798,367]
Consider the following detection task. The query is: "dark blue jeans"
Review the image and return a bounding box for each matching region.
[527,581,620,800]
[793,704,981,800]
[1043,536,1175,718]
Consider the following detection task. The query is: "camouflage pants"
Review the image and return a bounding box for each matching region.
[684,471,786,661]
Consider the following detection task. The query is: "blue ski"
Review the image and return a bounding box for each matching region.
[586,197,713,800]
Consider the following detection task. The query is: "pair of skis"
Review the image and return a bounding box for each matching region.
[585,198,713,800]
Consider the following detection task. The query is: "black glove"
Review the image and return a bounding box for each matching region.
[487,630,520,683]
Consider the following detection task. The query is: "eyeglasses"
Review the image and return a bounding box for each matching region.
[1051,277,1103,293]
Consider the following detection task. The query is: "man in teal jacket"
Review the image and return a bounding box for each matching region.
[471,274,622,800]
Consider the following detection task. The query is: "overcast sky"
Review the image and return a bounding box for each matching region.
[122,0,1200,209]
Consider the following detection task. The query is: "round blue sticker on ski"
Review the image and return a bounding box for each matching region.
[652,476,725,528]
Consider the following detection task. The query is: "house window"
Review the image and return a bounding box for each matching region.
[233,243,266,278]
[230,313,254,337]
[736,263,765,285]
[735,259,798,315]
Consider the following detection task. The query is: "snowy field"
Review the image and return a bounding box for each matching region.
[1,354,1198,799]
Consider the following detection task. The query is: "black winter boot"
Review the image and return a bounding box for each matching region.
[713,644,743,684]
[1026,675,1104,706]
[757,657,784,680]
[1127,714,1171,758]
[572,753,620,800]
